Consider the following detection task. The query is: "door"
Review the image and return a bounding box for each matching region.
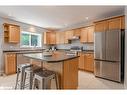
[94,31,106,60]
[106,30,121,61]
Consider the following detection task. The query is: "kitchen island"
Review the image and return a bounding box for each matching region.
[24,52,79,89]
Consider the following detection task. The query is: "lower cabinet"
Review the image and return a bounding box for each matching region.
[78,53,94,72]
[5,53,16,75]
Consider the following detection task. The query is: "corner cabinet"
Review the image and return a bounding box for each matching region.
[4,53,16,75]
[3,23,20,43]
[80,26,94,43]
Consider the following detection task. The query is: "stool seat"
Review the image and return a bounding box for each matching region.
[17,63,33,70]
[35,70,56,77]
[33,69,59,89]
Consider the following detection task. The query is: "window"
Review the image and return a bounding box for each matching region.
[21,31,42,47]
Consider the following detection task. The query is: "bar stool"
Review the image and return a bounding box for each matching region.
[15,63,33,89]
[32,69,59,89]
[22,65,42,89]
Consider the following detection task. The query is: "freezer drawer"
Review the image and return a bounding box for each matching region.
[94,60,121,82]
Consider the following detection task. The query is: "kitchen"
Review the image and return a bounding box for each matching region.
[0,6,126,89]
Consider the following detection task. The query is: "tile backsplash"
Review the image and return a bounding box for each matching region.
[56,39,94,50]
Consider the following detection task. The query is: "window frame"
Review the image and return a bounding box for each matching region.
[20,31,42,48]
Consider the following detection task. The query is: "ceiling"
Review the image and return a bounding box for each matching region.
[0,6,125,30]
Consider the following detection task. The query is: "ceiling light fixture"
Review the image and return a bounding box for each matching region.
[85,17,89,20]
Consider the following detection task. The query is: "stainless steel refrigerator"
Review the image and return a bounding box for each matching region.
[94,29,124,82]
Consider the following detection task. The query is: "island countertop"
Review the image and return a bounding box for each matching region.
[23,52,79,63]
[23,51,79,89]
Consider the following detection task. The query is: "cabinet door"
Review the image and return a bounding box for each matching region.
[49,32,56,44]
[64,30,73,43]
[80,28,88,43]
[5,54,16,75]
[84,54,94,72]
[56,32,60,44]
[94,20,108,32]
[121,16,125,29]
[73,29,81,36]
[56,32,65,44]
[60,32,65,44]
[43,32,50,44]
[87,26,94,43]
[108,17,122,30]
[9,25,20,43]
[78,53,85,70]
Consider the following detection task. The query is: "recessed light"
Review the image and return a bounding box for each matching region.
[85,17,89,20]
[64,23,68,26]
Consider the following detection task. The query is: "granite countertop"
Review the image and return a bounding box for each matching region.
[3,49,44,54]
[23,52,79,63]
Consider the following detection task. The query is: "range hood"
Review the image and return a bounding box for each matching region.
[68,36,80,40]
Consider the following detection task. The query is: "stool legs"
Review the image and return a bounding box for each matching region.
[15,68,20,89]
[55,74,59,89]
[29,72,33,89]
[20,68,25,89]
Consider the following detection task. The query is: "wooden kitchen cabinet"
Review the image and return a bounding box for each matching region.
[56,32,65,44]
[94,20,108,32]
[80,26,94,43]
[80,28,87,43]
[73,28,81,36]
[5,53,16,75]
[78,53,85,70]
[43,31,56,44]
[87,26,94,42]
[64,30,73,43]
[3,23,20,43]
[108,17,123,30]
[78,53,94,72]
[84,54,94,72]
[94,16,125,32]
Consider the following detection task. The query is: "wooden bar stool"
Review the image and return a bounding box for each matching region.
[32,69,59,89]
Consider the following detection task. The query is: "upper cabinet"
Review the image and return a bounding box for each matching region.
[108,17,123,30]
[64,30,74,44]
[94,16,125,32]
[80,26,94,43]
[43,31,56,45]
[73,29,81,36]
[3,23,20,43]
[56,32,65,44]
[94,20,108,32]
[87,26,94,42]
